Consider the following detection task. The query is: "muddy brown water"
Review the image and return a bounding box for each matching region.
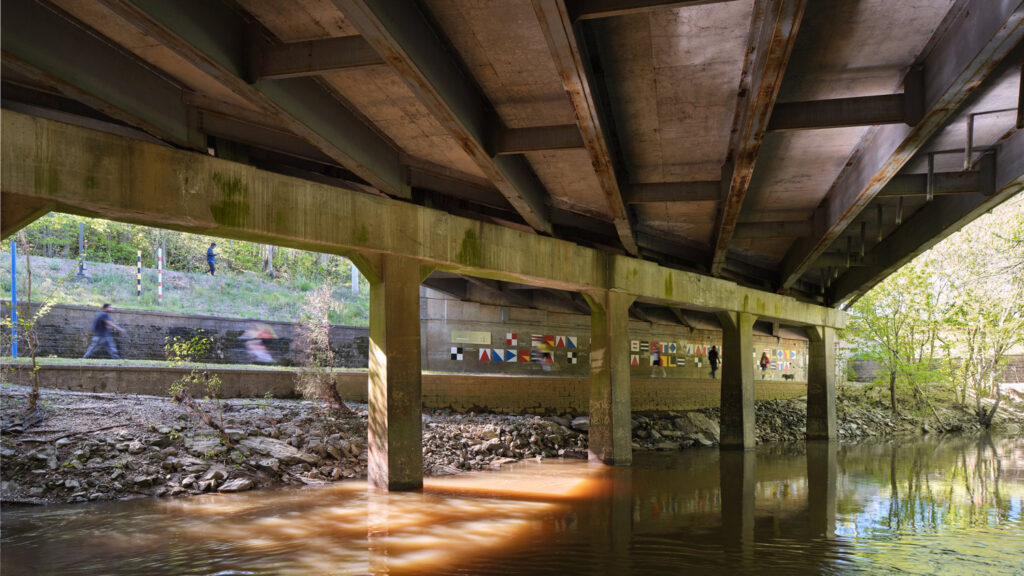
[2,435,1023,575]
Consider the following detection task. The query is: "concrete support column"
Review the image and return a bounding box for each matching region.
[583,289,635,465]
[805,325,837,439]
[720,449,756,557]
[717,311,757,449]
[362,253,431,491]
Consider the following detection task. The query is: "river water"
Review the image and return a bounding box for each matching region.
[2,435,1022,575]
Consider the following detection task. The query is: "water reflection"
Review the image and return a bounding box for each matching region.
[3,435,1023,575]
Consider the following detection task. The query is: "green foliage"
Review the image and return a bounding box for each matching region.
[842,194,1024,423]
[164,331,212,367]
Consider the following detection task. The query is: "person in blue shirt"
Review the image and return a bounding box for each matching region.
[206,242,216,276]
[83,303,126,359]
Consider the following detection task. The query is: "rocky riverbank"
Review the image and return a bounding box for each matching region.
[2,384,1021,506]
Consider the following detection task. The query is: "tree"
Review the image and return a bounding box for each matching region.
[294,285,353,414]
[931,194,1024,427]
[843,260,949,413]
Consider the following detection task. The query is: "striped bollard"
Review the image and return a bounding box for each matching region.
[157,247,163,304]
[137,250,142,298]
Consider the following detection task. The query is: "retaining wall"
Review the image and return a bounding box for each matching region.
[6,365,808,415]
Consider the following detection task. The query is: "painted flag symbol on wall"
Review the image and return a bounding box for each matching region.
[630,340,640,352]
[640,341,650,352]
[630,354,639,366]
[532,334,544,347]
[506,333,517,346]
[567,351,578,365]
[567,336,577,349]
[555,336,566,348]
[518,349,530,363]
[451,347,463,361]
[504,349,517,362]
[479,349,491,362]
[668,342,677,354]
[544,335,556,348]
[492,348,505,362]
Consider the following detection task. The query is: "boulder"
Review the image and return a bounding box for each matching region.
[570,417,590,432]
[218,478,254,493]
[686,413,720,443]
[238,436,318,466]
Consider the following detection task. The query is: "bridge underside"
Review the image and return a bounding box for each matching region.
[2,0,1023,490]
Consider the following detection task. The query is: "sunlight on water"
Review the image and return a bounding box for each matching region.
[3,436,1023,575]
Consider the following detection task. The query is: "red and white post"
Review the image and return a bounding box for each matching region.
[157,247,163,304]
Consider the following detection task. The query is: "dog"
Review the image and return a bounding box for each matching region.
[782,373,795,381]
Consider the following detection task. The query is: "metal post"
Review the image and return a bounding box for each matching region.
[926,154,935,202]
[77,221,87,277]
[137,250,142,298]
[157,247,163,304]
[10,241,17,358]
[964,115,974,171]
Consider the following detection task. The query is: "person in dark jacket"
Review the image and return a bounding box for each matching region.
[206,242,216,276]
[83,303,126,359]
[708,345,720,378]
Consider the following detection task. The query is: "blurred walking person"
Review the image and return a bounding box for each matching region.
[83,303,126,359]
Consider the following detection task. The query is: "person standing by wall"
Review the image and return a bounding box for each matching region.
[206,242,216,276]
[650,345,666,377]
[708,345,720,378]
[759,352,770,379]
[83,303,126,359]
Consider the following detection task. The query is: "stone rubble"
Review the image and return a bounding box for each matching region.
[1,384,1020,506]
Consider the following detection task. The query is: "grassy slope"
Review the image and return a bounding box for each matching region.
[0,252,369,325]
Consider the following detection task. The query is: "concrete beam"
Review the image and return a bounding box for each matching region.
[250,35,384,80]
[669,307,695,331]
[491,124,584,155]
[101,0,410,199]
[570,0,736,21]
[1,0,202,150]
[625,181,721,203]
[768,94,908,131]
[733,221,812,239]
[534,0,639,256]
[833,127,1023,304]
[779,0,1024,291]
[0,111,846,329]
[332,0,553,234]
[583,289,634,465]
[1,194,53,240]
[711,0,806,275]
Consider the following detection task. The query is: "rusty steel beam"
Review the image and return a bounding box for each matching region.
[101,0,411,199]
[876,170,981,197]
[332,0,553,235]
[625,180,721,203]
[569,0,737,21]
[250,35,384,80]
[710,0,806,275]
[534,0,639,255]
[833,127,1022,304]
[780,0,1024,292]
[491,124,585,155]
[768,93,910,131]
[1,0,203,150]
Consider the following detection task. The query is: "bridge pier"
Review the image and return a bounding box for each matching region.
[584,289,635,465]
[718,311,758,449]
[363,254,432,491]
[805,326,837,439]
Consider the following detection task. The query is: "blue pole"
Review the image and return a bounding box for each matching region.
[10,241,17,358]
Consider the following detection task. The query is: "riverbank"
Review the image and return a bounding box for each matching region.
[2,384,1022,506]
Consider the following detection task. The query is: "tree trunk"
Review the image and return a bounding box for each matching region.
[263,245,276,277]
[889,370,898,413]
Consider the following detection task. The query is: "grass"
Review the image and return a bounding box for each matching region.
[0,252,370,325]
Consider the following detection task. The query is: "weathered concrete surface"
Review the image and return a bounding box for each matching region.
[584,290,635,465]
[0,112,845,330]
[365,254,431,491]
[718,311,757,449]
[805,325,837,439]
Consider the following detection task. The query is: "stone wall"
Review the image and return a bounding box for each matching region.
[0,301,369,367]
